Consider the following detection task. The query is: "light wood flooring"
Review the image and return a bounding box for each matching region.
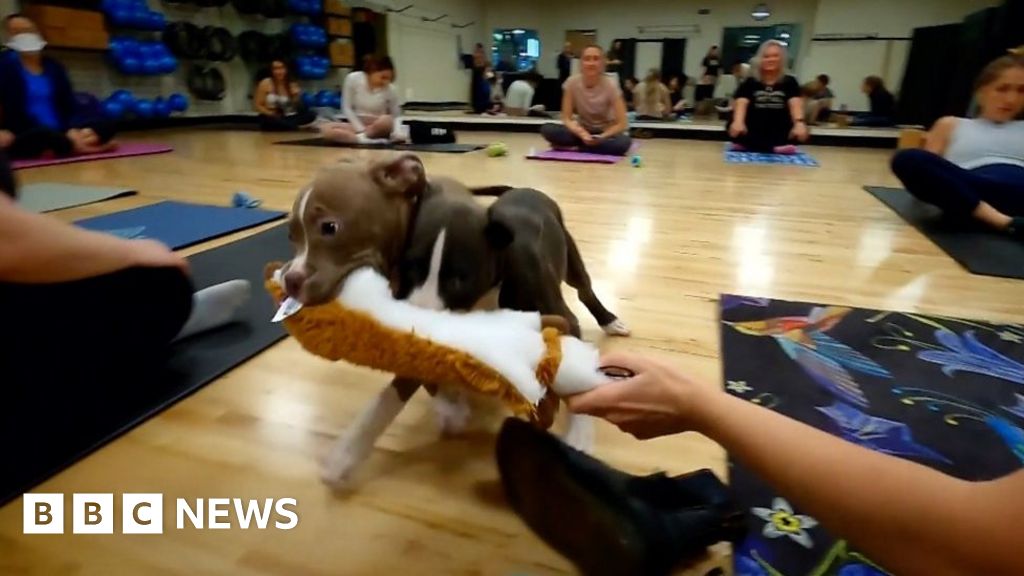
[1,129,1022,576]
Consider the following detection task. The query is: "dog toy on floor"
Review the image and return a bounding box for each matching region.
[264,263,613,420]
[486,142,509,157]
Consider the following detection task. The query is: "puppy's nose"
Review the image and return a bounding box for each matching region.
[284,270,307,299]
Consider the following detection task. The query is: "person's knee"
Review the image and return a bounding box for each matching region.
[891,148,931,178]
[608,135,632,156]
[540,123,561,139]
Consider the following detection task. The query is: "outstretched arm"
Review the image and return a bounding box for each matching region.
[569,352,1024,576]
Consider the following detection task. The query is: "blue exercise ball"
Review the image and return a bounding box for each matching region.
[133,99,154,118]
[102,99,125,119]
[168,93,189,112]
[120,57,142,74]
[111,8,132,26]
[142,58,162,75]
[153,97,171,118]
[300,92,314,108]
[314,90,330,107]
[160,56,177,73]
[112,89,134,106]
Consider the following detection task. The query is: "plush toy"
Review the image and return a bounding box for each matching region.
[264,263,612,419]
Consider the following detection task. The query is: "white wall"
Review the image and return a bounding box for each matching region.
[801,0,999,110]
[381,0,484,103]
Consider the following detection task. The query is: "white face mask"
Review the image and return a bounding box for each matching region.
[5,33,46,53]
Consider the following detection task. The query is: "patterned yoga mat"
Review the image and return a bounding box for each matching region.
[719,295,1024,575]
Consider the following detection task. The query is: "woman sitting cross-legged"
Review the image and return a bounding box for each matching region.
[891,55,1024,238]
[320,55,405,145]
[540,44,632,156]
[728,39,809,154]
[633,69,673,121]
[254,60,318,132]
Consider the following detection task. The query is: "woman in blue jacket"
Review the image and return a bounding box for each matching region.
[0,14,117,159]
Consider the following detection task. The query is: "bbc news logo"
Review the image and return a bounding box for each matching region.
[23,493,298,534]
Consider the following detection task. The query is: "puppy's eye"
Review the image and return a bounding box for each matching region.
[320,221,339,237]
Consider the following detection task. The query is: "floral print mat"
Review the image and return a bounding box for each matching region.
[719,295,1024,575]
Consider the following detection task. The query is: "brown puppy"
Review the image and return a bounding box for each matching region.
[278,153,563,490]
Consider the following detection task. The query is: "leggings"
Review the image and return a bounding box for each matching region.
[259,111,317,132]
[7,122,117,159]
[0,149,15,199]
[540,123,633,156]
[0,265,193,499]
[891,149,1024,217]
[727,118,794,153]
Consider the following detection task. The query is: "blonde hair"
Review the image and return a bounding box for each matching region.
[750,39,789,80]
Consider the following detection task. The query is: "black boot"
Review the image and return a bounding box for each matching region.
[496,418,747,576]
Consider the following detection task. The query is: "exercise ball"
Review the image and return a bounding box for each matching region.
[133,99,154,118]
[102,99,125,119]
[153,97,171,118]
[120,57,142,74]
[160,56,177,73]
[168,93,189,112]
[142,58,162,75]
[112,89,134,106]
[314,90,330,107]
[300,92,314,108]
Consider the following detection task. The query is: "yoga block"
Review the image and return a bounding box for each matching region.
[24,5,108,50]
[327,17,352,37]
[325,0,352,16]
[330,40,355,67]
[898,128,927,150]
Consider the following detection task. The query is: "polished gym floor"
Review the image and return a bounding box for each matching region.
[1,129,1020,575]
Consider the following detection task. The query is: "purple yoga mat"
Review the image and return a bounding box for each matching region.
[11,142,174,170]
[525,149,627,164]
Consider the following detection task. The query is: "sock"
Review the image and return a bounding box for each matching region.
[174,280,251,341]
[356,133,388,145]
[1008,217,1024,238]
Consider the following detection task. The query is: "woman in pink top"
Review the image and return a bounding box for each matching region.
[541,45,632,156]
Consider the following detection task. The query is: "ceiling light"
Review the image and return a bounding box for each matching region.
[751,3,771,20]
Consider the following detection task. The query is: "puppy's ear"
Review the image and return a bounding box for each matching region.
[484,218,514,250]
[373,153,426,198]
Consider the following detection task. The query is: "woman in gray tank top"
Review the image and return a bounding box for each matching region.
[890,55,1024,237]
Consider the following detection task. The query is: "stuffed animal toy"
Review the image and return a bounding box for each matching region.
[264,263,613,419]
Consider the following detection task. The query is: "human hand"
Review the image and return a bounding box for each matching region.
[728,121,747,138]
[131,239,189,275]
[790,122,809,142]
[580,131,598,146]
[0,130,13,149]
[566,352,709,439]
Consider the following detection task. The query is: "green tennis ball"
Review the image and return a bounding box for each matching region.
[487,142,509,157]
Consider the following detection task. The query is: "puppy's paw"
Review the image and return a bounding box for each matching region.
[563,414,595,453]
[433,393,472,436]
[320,446,366,491]
[601,318,632,337]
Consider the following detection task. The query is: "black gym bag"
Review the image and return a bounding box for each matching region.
[407,121,457,144]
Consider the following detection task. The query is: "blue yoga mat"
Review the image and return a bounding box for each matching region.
[724,148,820,167]
[75,201,287,249]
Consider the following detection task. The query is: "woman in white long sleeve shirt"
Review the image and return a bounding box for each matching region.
[321,56,405,144]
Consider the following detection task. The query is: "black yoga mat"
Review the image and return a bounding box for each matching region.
[720,295,1024,575]
[865,186,1024,280]
[275,137,485,154]
[0,226,291,505]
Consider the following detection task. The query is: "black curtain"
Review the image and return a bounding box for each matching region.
[948,7,1001,117]
[896,24,962,127]
[992,0,1024,52]
[660,39,686,83]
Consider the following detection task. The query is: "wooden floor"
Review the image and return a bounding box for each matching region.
[2,129,1023,576]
